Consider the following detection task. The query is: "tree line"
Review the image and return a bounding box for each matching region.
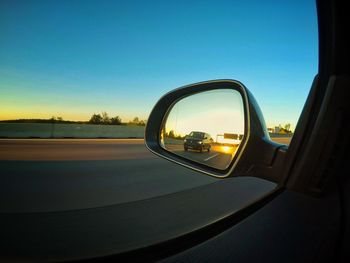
[88,112,146,126]
[278,123,292,134]
[89,112,122,125]
[0,113,147,126]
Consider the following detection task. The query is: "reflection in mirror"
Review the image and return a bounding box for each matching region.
[161,89,245,170]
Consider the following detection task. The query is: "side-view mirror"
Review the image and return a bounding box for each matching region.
[161,89,245,170]
[145,80,287,180]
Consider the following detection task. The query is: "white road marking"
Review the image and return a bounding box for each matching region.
[204,153,219,162]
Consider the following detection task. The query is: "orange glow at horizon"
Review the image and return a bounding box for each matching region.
[0,108,143,123]
[0,111,91,122]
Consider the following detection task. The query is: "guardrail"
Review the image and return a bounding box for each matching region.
[0,123,293,139]
[0,123,145,138]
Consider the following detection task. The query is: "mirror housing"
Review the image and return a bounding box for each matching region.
[145,80,287,180]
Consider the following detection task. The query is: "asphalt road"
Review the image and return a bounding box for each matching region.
[0,139,218,213]
[0,137,290,213]
[164,136,291,170]
[178,149,232,170]
[166,144,234,170]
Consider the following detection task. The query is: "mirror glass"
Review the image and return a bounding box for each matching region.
[161,89,245,170]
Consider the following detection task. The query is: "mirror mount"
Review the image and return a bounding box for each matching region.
[235,89,287,182]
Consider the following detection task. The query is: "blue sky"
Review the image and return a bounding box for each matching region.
[0,0,318,130]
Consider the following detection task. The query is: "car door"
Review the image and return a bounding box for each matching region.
[142,0,349,262]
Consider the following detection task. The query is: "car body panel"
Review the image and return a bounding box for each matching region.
[0,177,276,262]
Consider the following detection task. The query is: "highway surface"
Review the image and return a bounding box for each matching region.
[0,137,290,213]
[165,143,234,170]
[0,139,218,213]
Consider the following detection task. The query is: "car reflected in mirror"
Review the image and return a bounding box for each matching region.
[160,89,245,170]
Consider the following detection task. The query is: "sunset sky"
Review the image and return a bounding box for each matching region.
[0,0,317,130]
[165,89,245,142]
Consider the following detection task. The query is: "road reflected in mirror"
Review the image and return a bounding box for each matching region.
[161,89,245,170]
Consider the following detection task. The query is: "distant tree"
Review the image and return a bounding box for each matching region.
[138,119,147,126]
[276,123,292,134]
[101,112,110,124]
[89,113,102,124]
[129,117,147,126]
[49,116,64,123]
[129,117,138,125]
[110,116,122,125]
[284,123,291,132]
[278,123,292,134]
[168,130,175,138]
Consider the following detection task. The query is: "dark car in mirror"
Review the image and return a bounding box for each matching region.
[183,131,212,152]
